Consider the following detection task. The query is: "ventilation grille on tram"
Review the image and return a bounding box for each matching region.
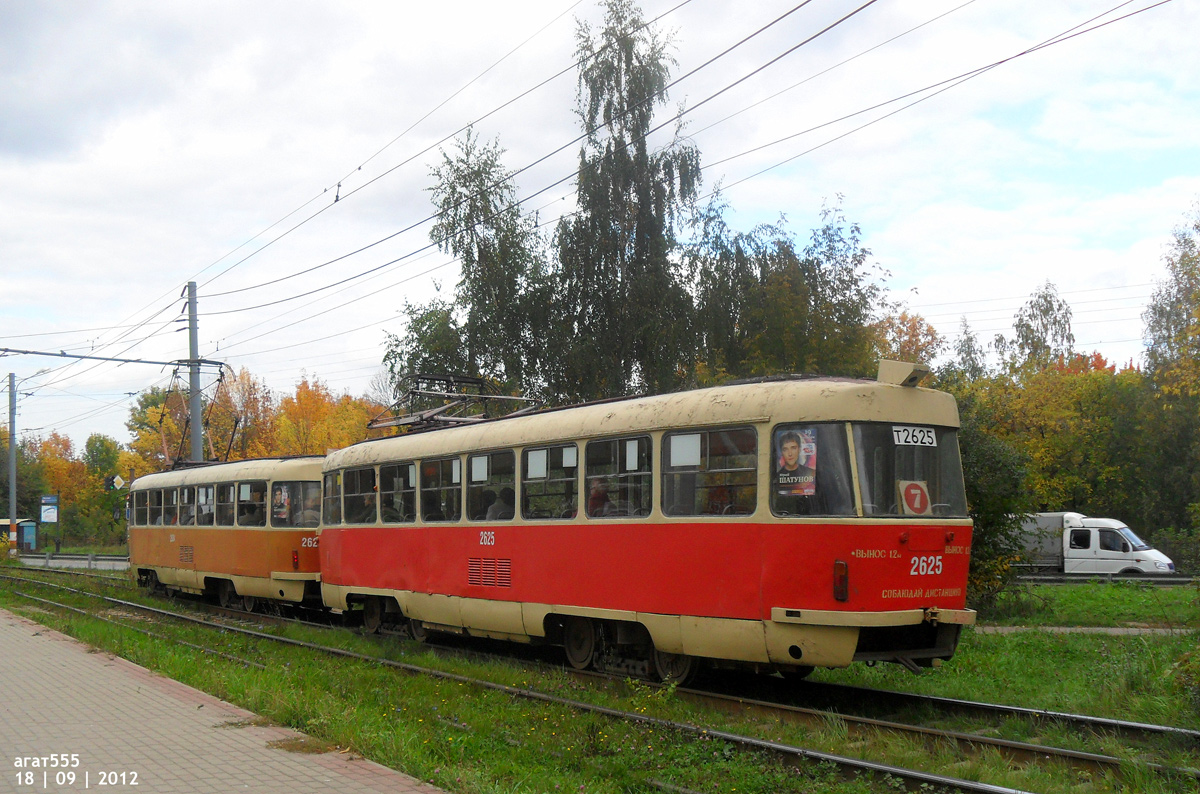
[468,558,512,587]
[179,546,194,564]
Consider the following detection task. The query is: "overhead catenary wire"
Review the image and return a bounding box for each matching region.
[4,0,614,410]
[5,1,582,404]
[210,0,1166,359]
[713,0,1170,191]
[206,0,894,365]
[14,1,1171,441]
[197,0,698,296]
[204,0,981,350]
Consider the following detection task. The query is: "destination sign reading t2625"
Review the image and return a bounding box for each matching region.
[892,426,937,447]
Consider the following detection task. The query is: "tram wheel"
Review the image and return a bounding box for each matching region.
[241,595,258,613]
[780,665,815,682]
[217,580,237,609]
[652,649,696,685]
[562,617,596,670]
[408,618,428,643]
[362,597,383,634]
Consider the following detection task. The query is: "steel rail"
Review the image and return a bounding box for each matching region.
[796,680,1200,745]
[0,573,1030,794]
[673,685,1200,782]
[11,589,266,670]
[10,563,132,584]
[142,588,1200,780]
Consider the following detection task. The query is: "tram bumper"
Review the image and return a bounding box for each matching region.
[768,607,976,670]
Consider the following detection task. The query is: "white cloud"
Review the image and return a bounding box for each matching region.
[2,0,1199,446]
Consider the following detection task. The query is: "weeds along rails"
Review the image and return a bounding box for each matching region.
[131,367,976,684]
[7,572,1200,792]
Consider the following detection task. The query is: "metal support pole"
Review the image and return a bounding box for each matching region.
[8,372,15,547]
[187,282,203,463]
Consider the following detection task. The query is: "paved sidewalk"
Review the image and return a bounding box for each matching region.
[0,608,444,794]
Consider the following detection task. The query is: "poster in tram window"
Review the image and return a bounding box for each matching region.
[775,428,817,496]
[272,484,292,523]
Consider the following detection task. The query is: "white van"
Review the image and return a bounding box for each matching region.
[1021,512,1175,575]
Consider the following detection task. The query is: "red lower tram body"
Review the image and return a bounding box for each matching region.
[319,517,974,674]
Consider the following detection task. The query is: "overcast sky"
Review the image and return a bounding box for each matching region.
[2,0,1198,449]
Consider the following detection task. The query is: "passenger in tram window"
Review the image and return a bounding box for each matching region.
[241,491,266,527]
[477,489,497,520]
[298,491,321,527]
[350,493,376,524]
[587,480,616,517]
[488,487,515,520]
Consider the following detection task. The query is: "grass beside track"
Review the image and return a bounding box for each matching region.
[2,569,1198,793]
[984,580,1200,628]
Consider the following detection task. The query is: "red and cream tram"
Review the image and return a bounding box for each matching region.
[318,364,975,681]
[129,457,323,611]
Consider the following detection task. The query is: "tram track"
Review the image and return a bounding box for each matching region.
[9,563,133,585]
[5,571,1198,792]
[786,680,1200,747]
[415,635,1200,783]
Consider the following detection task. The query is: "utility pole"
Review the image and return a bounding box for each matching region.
[187,282,203,463]
[7,372,15,546]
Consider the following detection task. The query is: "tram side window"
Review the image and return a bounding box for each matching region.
[196,485,215,526]
[468,451,516,521]
[380,463,416,523]
[522,444,578,520]
[237,481,268,527]
[323,472,342,525]
[134,491,149,526]
[344,467,378,524]
[770,424,855,517]
[163,488,179,525]
[852,424,967,517]
[421,457,462,522]
[149,490,164,524]
[178,486,196,526]
[663,427,757,516]
[585,436,651,518]
[216,484,236,526]
[272,481,322,528]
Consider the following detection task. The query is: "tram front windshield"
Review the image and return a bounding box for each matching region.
[853,423,967,517]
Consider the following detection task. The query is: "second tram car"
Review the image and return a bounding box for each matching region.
[129,457,324,611]
[318,366,975,681]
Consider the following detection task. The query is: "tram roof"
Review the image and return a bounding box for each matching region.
[327,376,959,470]
[131,455,325,491]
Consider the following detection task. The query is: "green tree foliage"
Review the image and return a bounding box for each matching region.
[83,433,121,475]
[688,196,884,380]
[0,427,47,522]
[984,355,1148,518]
[952,390,1035,608]
[1141,206,1200,531]
[427,129,547,388]
[947,318,989,383]
[125,385,188,468]
[994,280,1074,372]
[552,0,701,399]
[383,298,470,383]
[1144,206,1200,389]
